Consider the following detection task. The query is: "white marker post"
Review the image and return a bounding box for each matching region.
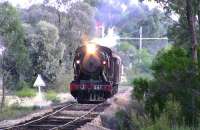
[33,74,46,108]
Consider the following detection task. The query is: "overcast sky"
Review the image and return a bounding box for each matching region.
[5,0,159,9]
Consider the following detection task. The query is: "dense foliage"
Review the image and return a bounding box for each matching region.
[129,0,200,129]
[0,2,30,90]
[23,21,62,87]
[134,47,200,126]
[0,1,95,91]
[116,42,153,81]
[156,0,200,62]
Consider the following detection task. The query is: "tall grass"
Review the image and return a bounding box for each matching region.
[115,106,200,130]
[0,105,34,121]
[16,87,36,97]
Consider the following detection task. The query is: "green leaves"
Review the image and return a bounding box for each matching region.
[36,21,59,45]
[133,47,200,126]
[133,78,149,102]
[24,21,63,86]
[152,47,190,80]
[0,3,31,89]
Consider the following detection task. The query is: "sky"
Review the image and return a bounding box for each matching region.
[5,0,159,9]
[5,0,175,19]
[5,0,175,20]
[4,0,43,8]
[5,0,177,20]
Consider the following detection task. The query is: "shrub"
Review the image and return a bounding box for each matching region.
[116,110,136,130]
[141,114,170,130]
[140,113,200,130]
[17,80,30,90]
[0,105,34,121]
[132,78,149,102]
[133,47,200,126]
[16,87,36,97]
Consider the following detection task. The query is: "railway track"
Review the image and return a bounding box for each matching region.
[1,102,110,130]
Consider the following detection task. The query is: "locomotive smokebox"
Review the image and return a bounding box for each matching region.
[82,55,101,74]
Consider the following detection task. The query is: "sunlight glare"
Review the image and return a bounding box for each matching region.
[87,44,96,54]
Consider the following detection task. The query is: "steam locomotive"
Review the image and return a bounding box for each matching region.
[70,44,121,103]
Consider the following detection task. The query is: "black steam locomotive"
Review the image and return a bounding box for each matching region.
[70,44,121,103]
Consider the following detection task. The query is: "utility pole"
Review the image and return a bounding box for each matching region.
[139,27,142,50]
[118,26,168,64]
[118,26,168,50]
[0,50,5,112]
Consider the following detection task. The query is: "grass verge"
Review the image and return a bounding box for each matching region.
[45,90,59,102]
[0,105,35,121]
[16,87,36,97]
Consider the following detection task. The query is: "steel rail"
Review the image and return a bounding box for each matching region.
[49,102,105,130]
[2,102,76,130]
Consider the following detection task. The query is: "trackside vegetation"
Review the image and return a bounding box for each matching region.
[115,0,200,129]
[134,47,200,126]
[45,90,59,102]
[0,105,35,121]
[16,87,36,97]
[115,47,200,130]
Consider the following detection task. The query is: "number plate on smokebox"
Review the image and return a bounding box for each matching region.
[80,85,85,90]
[94,85,101,90]
[79,84,101,90]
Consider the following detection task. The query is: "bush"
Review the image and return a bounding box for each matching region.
[133,47,200,126]
[16,87,36,97]
[17,80,30,90]
[141,113,200,130]
[115,107,200,130]
[132,78,149,102]
[116,110,134,130]
[141,114,170,130]
[45,90,59,102]
[0,105,34,121]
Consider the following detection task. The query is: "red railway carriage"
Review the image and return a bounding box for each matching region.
[70,44,121,103]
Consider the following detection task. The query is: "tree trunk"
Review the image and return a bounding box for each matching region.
[0,74,5,112]
[198,3,200,38]
[0,53,14,112]
[186,0,198,63]
[0,51,5,112]
[57,10,61,27]
[198,12,200,34]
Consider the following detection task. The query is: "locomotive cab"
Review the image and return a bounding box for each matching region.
[70,44,121,103]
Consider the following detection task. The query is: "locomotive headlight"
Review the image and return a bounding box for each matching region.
[76,60,80,64]
[86,44,96,54]
[102,61,106,65]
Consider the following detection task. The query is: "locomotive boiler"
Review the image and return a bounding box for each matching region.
[70,44,121,103]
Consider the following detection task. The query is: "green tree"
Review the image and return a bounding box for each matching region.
[133,47,200,126]
[116,42,153,81]
[111,3,171,56]
[23,21,65,88]
[24,2,95,77]
[20,1,95,90]
[0,2,30,110]
[147,0,200,63]
[58,1,95,72]
[0,3,30,110]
